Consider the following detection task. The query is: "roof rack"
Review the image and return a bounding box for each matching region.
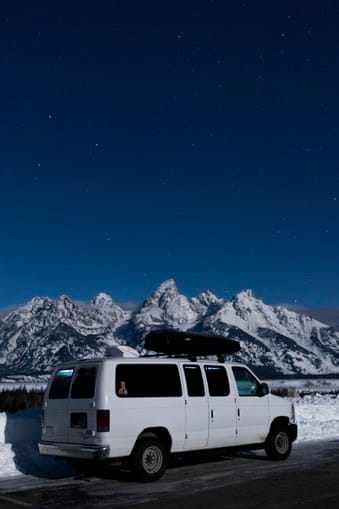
[141,352,230,363]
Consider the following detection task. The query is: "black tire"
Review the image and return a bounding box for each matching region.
[130,437,168,482]
[265,426,292,460]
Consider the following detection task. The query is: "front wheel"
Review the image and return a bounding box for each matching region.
[265,426,292,460]
[130,437,168,482]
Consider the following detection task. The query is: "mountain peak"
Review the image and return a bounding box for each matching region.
[56,295,75,313]
[155,278,178,293]
[197,290,221,303]
[144,279,179,306]
[22,296,53,314]
[92,292,114,307]
[235,289,255,300]
[58,294,73,304]
[136,279,198,329]
[89,292,128,325]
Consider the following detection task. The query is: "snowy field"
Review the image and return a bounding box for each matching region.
[0,394,339,480]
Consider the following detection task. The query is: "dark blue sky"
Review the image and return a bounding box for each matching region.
[1,1,339,309]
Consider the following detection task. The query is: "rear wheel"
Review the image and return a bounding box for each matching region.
[265,426,292,460]
[130,437,168,482]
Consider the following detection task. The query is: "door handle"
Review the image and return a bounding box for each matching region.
[211,409,214,419]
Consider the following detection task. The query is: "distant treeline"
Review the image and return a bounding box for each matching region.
[262,373,339,380]
[271,387,339,398]
[0,388,44,413]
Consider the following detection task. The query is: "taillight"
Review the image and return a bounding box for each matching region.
[96,410,110,432]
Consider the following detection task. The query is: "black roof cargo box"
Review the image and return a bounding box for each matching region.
[144,329,240,357]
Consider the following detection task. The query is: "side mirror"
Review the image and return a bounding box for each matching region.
[260,382,269,397]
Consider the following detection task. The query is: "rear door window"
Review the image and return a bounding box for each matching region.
[204,365,230,396]
[71,366,97,399]
[49,368,74,399]
[184,365,205,396]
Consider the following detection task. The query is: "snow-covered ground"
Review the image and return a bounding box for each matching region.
[0,408,74,479]
[0,394,338,480]
[293,394,339,441]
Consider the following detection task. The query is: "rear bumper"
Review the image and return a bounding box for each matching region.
[288,423,298,443]
[38,441,110,460]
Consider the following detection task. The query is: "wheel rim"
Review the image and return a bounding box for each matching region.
[275,431,289,454]
[142,445,163,474]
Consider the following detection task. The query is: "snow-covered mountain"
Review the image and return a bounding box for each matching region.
[1,279,339,376]
[200,289,339,375]
[0,294,137,375]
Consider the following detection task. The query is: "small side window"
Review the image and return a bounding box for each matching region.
[204,365,229,396]
[184,365,205,397]
[71,367,97,399]
[49,368,74,399]
[232,367,261,397]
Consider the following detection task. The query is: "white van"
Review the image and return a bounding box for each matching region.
[39,355,297,481]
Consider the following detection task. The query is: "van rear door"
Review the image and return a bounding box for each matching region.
[44,367,74,442]
[182,364,208,450]
[204,365,237,448]
[68,365,98,444]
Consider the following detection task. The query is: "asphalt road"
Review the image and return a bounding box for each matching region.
[1,440,339,509]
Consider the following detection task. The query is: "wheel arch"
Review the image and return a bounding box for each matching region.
[269,416,290,432]
[134,427,172,453]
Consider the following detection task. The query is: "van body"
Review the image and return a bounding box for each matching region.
[39,357,297,481]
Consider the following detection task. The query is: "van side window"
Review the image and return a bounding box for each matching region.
[116,364,182,397]
[71,367,97,399]
[183,365,205,397]
[204,366,229,396]
[49,368,74,399]
[232,367,261,397]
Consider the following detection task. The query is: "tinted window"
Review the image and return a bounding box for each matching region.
[49,368,74,399]
[116,364,182,397]
[232,367,261,397]
[204,365,229,396]
[71,367,97,399]
[184,365,205,396]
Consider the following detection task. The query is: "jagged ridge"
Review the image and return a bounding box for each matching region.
[0,280,339,376]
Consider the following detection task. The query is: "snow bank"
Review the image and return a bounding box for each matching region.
[0,408,74,479]
[294,394,339,441]
[0,394,339,480]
